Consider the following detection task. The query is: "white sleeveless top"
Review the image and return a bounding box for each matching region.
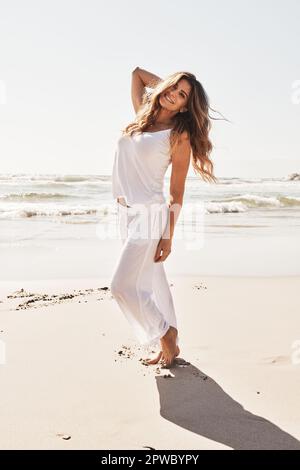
[111,128,172,207]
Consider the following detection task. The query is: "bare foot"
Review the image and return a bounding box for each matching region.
[160,326,178,367]
[144,345,180,365]
[144,350,163,365]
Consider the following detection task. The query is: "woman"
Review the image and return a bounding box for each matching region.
[110,67,217,368]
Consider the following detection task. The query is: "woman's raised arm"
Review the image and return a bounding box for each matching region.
[131,67,162,114]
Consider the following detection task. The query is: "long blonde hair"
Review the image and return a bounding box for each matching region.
[123,71,228,183]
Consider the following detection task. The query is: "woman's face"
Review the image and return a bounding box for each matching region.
[160,78,192,112]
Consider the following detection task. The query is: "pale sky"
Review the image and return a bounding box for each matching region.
[0,0,299,178]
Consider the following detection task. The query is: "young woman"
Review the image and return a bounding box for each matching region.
[110,67,217,368]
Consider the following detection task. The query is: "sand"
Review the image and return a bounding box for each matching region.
[0,276,300,450]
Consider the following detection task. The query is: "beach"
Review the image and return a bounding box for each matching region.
[1,0,300,453]
[0,173,300,449]
[0,275,300,450]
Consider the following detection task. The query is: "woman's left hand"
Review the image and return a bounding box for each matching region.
[154,237,172,262]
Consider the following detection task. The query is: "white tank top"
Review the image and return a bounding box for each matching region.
[112,128,172,207]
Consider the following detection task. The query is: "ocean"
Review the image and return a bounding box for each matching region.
[1,173,299,279]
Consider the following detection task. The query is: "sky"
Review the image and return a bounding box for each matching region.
[0,0,299,178]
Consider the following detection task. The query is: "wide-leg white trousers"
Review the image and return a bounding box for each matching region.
[110,200,179,349]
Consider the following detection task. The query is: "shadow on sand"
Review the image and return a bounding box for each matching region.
[156,361,300,450]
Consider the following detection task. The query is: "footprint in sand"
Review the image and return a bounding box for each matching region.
[193,284,207,290]
[3,286,110,310]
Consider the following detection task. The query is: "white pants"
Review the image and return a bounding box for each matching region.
[110,200,179,349]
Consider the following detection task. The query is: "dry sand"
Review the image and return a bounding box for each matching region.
[0,276,300,450]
